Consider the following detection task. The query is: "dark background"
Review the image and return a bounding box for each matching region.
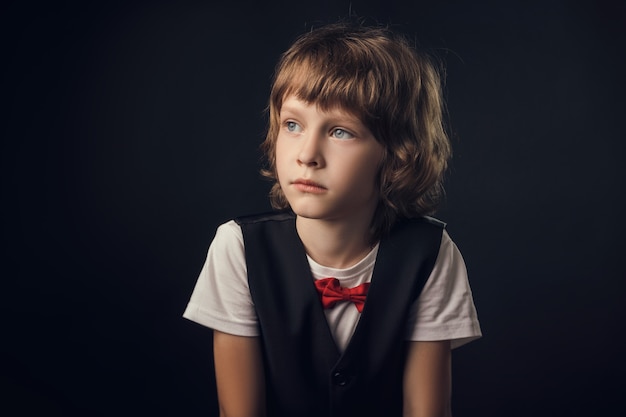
[2,0,625,416]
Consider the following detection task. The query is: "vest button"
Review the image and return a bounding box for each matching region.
[332,371,350,387]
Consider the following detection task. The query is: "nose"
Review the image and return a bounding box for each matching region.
[297,132,324,168]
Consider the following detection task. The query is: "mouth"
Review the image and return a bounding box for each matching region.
[291,179,327,194]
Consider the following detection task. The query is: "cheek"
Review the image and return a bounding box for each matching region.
[360,151,384,194]
[357,148,383,178]
[275,135,289,158]
[274,139,288,181]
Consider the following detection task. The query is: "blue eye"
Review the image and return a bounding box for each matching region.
[286,121,302,132]
[332,128,354,140]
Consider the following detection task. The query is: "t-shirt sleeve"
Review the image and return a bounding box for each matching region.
[406,230,482,349]
[182,220,260,336]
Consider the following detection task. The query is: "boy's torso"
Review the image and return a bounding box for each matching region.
[236,211,445,417]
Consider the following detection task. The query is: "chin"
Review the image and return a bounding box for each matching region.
[291,207,322,219]
[287,202,325,219]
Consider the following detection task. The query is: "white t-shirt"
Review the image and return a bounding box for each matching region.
[184,220,481,351]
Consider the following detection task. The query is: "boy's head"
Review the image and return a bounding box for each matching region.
[262,22,451,237]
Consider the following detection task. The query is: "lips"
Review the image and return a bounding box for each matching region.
[292,179,327,194]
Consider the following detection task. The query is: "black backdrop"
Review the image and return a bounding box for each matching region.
[2,1,625,416]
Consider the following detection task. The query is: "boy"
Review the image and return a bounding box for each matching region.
[184,22,481,417]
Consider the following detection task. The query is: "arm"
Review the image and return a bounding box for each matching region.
[403,340,452,417]
[213,330,266,417]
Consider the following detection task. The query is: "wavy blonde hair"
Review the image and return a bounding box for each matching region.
[261,23,451,239]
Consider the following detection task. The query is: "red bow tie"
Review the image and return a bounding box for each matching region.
[314,277,370,313]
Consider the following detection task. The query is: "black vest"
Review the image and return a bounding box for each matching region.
[236,212,444,417]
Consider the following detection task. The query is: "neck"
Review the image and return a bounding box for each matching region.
[296,214,377,269]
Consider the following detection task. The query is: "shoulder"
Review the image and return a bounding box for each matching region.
[399,215,447,230]
[234,210,295,226]
[213,219,244,245]
[234,211,297,243]
[384,216,447,248]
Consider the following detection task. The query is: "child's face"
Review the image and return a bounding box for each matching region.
[275,95,384,224]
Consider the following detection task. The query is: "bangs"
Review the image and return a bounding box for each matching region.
[270,44,383,126]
